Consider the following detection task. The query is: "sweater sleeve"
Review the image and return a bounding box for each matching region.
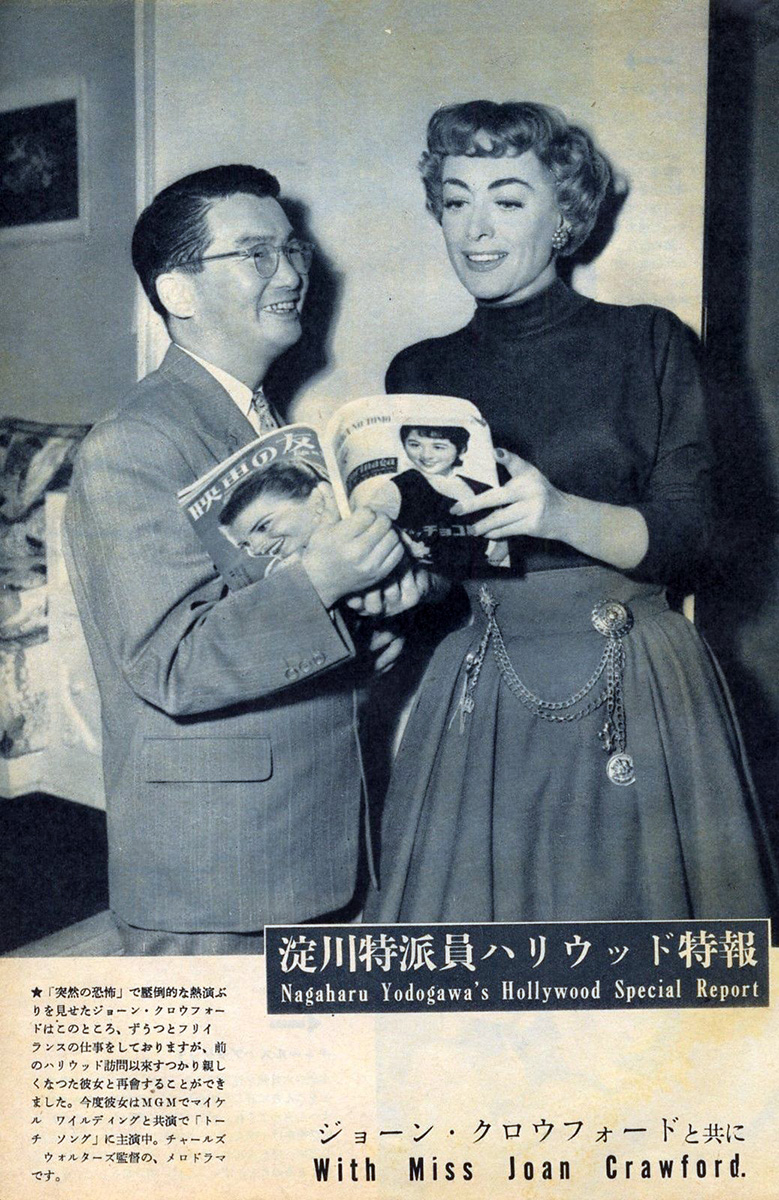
[385,344,431,395]
[629,310,713,591]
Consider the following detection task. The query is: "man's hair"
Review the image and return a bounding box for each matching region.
[400,424,470,466]
[131,164,281,319]
[218,461,322,529]
[419,101,610,255]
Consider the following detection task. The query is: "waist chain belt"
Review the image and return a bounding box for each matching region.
[451,584,637,786]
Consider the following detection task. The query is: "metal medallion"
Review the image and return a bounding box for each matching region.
[607,752,636,786]
[592,599,634,638]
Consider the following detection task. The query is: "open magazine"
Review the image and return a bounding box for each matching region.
[177,394,504,588]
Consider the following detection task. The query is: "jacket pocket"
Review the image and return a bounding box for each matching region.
[142,736,272,783]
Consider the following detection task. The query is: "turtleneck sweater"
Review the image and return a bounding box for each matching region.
[385,278,711,591]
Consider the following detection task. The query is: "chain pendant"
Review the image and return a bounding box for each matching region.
[598,721,617,754]
[450,650,484,734]
[456,590,638,787]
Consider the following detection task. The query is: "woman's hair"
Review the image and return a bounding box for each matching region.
[419,100,611,255]
[218,461,321,528]
[400,424,470,466]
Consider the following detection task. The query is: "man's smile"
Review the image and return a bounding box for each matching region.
[262,298,299,313]
[260,294,301,317]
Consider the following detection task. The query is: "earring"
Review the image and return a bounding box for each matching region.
[551,223,570,251]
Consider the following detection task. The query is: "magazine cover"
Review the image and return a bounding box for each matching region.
[1,1,778,1199]
[178,423,332,586]
[324,394,504,574]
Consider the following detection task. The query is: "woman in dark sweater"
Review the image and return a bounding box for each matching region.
[364,100,776,923]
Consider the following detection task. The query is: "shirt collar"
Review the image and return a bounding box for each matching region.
[175,345,256,419]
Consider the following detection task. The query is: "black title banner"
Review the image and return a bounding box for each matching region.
[265,920,770,1014]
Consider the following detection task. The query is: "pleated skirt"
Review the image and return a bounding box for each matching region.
[364,566,776,923]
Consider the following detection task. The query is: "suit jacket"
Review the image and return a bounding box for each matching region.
[64,345,364,932]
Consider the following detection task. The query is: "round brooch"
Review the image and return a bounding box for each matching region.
[591,600,634,638]
[607,752,636,786]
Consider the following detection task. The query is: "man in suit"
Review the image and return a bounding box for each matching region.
[64,164,406,954]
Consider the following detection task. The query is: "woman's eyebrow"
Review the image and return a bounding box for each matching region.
[488,177,534,191]
[442,176,534,191]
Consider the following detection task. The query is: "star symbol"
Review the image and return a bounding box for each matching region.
[31,987,42,997]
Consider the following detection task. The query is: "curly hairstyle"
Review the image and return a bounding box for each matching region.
[132,164,281,320]
[419,101,611,256]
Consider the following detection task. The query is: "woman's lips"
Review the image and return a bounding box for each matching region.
[462,250,508,272]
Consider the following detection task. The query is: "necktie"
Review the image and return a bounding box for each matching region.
[250,386,278,433]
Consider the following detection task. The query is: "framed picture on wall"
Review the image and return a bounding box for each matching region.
[0,75,87,245]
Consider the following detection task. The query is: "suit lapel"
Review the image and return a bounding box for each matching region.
[157,344,259,463]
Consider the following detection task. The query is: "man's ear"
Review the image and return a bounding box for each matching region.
[155,270,197,320]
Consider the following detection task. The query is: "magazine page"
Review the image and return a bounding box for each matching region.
[2,3,777,1200]
[177,424,334,588]
[324,394,503,574]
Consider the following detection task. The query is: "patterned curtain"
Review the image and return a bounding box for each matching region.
[0,417,90,758]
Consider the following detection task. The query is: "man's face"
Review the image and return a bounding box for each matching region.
[223,489,323,560]
[186,192,308,370]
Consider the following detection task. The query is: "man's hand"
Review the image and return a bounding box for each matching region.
[301,508,405,609]
[345,563,451,618]
[368,625,406,674]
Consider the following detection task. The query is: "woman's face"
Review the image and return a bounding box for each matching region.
[439,147,561,306]
[403,430,459,476]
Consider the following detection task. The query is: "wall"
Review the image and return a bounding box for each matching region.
[0,0,136,424]
[147,0,709,425]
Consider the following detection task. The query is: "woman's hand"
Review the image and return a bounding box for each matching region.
[452,448,650,571]
[450,449,566,540]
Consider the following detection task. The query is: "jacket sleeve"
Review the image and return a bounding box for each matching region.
[628,310,713,591]
[64,416,355,717]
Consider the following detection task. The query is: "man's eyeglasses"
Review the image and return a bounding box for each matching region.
[194,239,314,279]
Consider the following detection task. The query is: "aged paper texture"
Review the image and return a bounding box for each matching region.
[1,1,776,1197]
